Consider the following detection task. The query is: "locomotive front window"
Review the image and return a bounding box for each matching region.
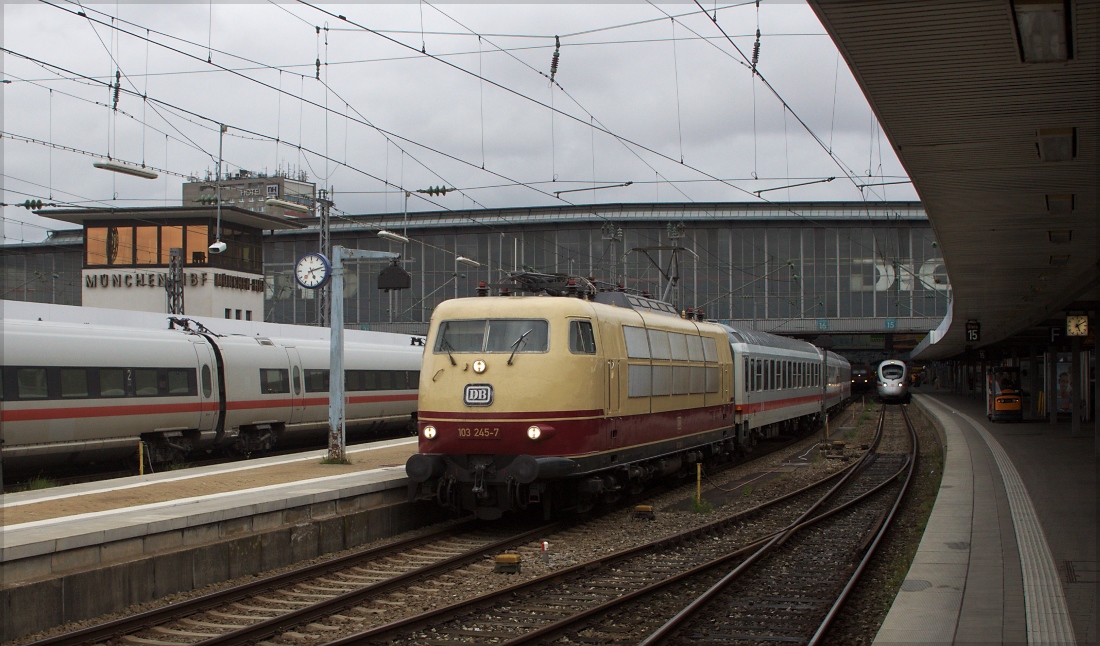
[485,319,548,353]
[435,319,549,354]
[881,365,904,380]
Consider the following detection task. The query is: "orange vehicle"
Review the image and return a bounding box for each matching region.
[987,366,1023,422]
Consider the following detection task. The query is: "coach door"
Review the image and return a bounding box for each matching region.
[193,341,219,433]
[284,347,306,424]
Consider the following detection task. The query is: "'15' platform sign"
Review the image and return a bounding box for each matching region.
[966,319,980,343]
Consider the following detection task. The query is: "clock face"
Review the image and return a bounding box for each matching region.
[1067,315,1088,337]
[295,253,331,289]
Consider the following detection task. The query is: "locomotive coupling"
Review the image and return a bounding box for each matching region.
[406,453,446,482]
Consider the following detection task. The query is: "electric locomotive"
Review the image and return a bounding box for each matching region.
[875,359,910,403]
[406,274,849,520]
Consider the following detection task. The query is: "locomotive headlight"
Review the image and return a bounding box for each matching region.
[473,360,486,374]
[527,425,542,440]
[423,425,437,440]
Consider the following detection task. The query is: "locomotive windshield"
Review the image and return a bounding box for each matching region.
[881,364,905,379]
[435,319,549,354]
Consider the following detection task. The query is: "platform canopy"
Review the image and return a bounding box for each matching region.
[40,206,307,231]
[809,0,1098,360]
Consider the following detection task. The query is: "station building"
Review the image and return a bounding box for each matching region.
[2,199,946,360]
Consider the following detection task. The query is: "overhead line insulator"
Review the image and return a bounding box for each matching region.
[549,35,561,83]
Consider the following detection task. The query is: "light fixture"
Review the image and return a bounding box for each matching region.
[527,425,542,440]
[93,160,158,179]
[1037,128,1076,161]
[1049,254,1070,266]
[456,256,480,268]
[265,198,311,213]
[422,425,437,440]
[1012,0,1071,63]
[1048,230,1072,244]
[1046,194,1075,214]
[377,230,410,244]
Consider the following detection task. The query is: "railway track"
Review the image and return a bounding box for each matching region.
[32,403,865,646]
[31,520,556,646]
[270,404,906,646]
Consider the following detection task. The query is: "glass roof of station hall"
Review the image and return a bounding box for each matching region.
[273,201,926,236]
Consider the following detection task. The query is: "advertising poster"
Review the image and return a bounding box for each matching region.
[1056,363,1072,413]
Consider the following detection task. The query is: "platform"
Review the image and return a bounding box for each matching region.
[874,393,1096,645]
[0,437,425,641]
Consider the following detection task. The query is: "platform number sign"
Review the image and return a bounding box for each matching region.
[966,319,980,343]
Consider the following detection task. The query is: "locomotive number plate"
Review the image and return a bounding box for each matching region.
[457,427,501,439]
[464,383,494,407]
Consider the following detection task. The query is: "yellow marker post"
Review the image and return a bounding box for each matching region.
[696,462,702,504]
[138,441,144,476]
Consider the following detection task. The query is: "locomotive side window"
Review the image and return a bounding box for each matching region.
[201,365,213,398]
[705,367,720,393]
[628,365,651,397]
[60,368,89,398]
[17,368,48,399]
[702,337,719,363]
[672,366,691,394]
[305,369,330,392]
[568,320,597,354]
[652,365,672,396]
[669,333,689,361]
[100,369,126,397]
[260,369,290,394]
[686,335,704,362]
[647,330,671,360]
[134,369,159,396]
[623,326,650,359]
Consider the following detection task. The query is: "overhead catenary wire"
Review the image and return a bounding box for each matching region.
[22,2,921,290]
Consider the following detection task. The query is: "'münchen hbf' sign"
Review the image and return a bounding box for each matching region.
[85,271,264,292]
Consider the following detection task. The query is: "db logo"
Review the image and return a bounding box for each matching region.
[464,384,494,407]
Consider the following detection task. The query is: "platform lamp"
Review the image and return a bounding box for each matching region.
[207,124,230,256]
[454,255,480,299]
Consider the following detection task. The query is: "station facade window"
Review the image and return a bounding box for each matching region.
[85,220,263,275]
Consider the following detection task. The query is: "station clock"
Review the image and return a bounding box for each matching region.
[1066,314,1088,337]
[295,252,332,290]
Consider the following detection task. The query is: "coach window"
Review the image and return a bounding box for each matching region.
[18,368,48,399]
[168,369,193,396]
[569,320,597,354]
[292,366,301,395]
[407,371,420,389]
[260,369,290,394]
[201,365,213,398]
[100,369,126,397]
[134,369,160,396]
[305,369,329,392]
[60,368,89,398]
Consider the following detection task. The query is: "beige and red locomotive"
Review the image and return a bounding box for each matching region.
[407,281,849,520]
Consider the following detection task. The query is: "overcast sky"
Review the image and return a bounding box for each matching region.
[2,1,916,244]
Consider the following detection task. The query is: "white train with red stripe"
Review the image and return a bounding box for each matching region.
[405,275,850,520]
[1,318,421,474]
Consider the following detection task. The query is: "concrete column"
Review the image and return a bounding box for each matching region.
[1070,337,1082,436]
[1029,344,1041,420]
[1049,347,1058,425]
